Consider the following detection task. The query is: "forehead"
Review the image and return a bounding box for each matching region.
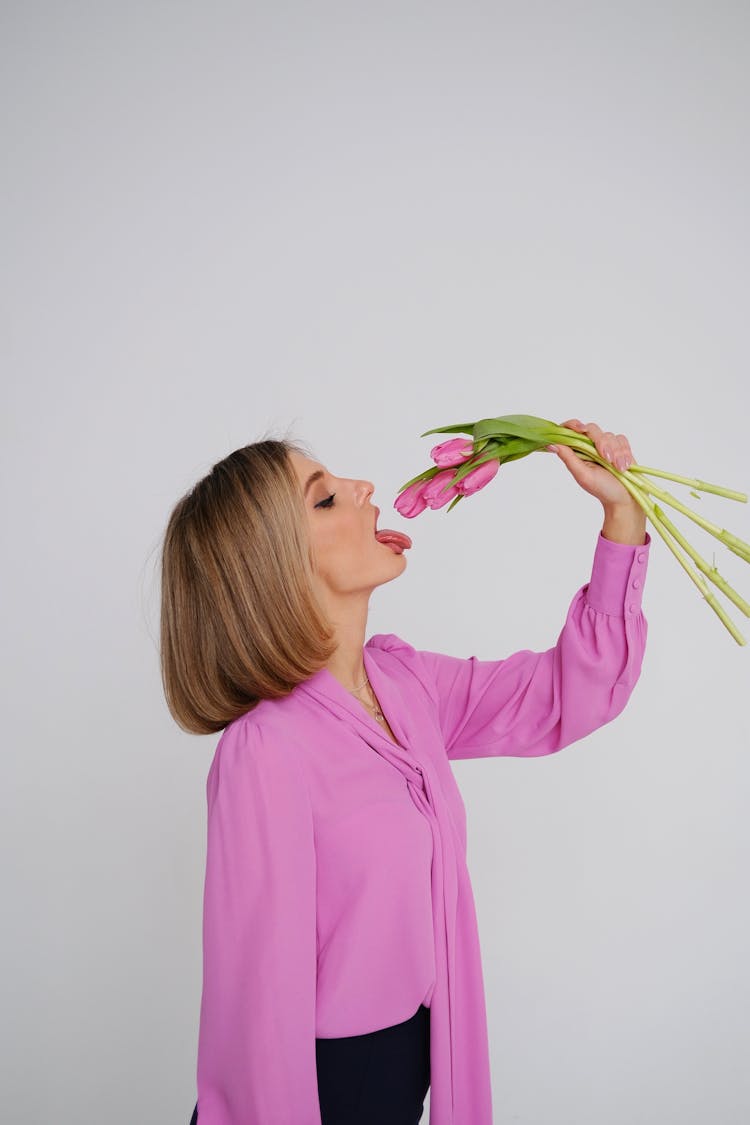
[288,449,326,487]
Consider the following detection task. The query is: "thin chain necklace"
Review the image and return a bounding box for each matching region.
[346,674,385,721]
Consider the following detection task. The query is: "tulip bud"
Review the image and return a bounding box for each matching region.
[422,469,461,509]
[394,479,431,518]
[456,459,500,495]
[430,438,475,467]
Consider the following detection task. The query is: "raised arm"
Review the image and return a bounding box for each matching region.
[196,718,321,1124]
[416,530,651,760]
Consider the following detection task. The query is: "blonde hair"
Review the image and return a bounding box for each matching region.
[159,435,337,734]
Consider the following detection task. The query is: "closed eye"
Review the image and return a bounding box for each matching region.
[315,493,336,509]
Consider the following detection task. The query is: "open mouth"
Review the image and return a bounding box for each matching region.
[373,506,412,552]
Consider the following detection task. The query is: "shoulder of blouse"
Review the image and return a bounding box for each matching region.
[206,702,313,798]
[366,631,416,655]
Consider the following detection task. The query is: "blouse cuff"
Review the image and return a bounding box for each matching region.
[584,529,652,617]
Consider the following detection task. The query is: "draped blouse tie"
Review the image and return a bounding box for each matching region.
[297,640,494,1125]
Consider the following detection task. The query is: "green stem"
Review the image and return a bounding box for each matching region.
[646,501,750,618]
[605,468,747,646]
[556,434,748,645]
[628,465,747,503]
[558,435,750,564]
[632,478,750,565]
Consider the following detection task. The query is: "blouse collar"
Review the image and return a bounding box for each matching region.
[294,640,412,759]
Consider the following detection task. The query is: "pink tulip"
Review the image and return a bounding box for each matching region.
[422,469,461,509]
[455,458,500,495]
[394,478,431,518]
[430,438,475,467]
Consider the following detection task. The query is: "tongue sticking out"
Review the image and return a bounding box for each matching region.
[374,529,412,553]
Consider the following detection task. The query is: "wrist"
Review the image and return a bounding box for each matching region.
[601,501,648,546]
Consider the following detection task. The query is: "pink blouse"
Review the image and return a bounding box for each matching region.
[195,529,651,1124]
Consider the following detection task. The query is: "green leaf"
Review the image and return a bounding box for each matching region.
[396,465,443,493]
[472,414,560,442]
[419,422,477,438]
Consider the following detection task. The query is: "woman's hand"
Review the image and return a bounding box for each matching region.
[547,418,639,509]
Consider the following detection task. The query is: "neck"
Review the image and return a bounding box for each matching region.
[320,593,371,692]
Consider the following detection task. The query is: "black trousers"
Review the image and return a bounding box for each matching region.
[189,1003,430,1125]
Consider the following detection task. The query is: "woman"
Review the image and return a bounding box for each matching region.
[161,419,650,1125]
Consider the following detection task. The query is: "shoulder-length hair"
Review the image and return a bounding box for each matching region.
[159,435,337,735]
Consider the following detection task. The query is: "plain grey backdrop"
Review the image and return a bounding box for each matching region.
[2,2,749,1122]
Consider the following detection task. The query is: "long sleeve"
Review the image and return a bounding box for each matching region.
[416,530,651,760]
[196,717,321,1125]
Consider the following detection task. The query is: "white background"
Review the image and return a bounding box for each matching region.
[2,2,749,1122]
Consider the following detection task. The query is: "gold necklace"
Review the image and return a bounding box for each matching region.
[346,675,385,721]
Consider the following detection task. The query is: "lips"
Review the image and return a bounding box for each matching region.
[372,506,412,552]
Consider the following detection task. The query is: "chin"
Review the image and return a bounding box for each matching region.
[381,551,408,578]
[366,556,403,588]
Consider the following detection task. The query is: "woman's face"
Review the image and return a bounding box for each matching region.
[288,450,408,602]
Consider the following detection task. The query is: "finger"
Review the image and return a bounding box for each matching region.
[559,420,609,464]
[552,442,590,480]
[567,421,609,462]
[576,421,608,457]
[548,419,581,452]
[562,421,636,470]
[585,425,625,465]
[612,434,635,470]
[598,429,617,462]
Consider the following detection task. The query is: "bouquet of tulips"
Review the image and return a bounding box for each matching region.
[395,414,750,646]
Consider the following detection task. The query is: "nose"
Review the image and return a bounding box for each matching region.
[357,479,375,505]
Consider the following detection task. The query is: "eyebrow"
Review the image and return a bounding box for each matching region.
[303,469,325,497]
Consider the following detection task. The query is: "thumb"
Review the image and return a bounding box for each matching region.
[547,442,584,475]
